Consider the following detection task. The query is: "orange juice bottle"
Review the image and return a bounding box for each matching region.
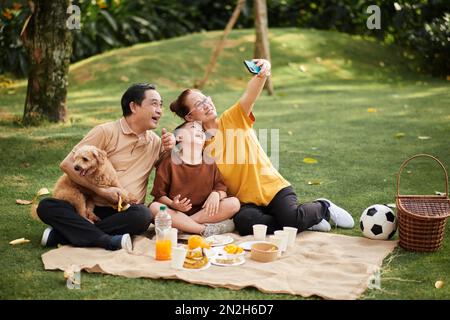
[155,205,172,260]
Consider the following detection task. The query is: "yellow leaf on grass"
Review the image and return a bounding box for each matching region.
[435,280,444,289]
[288,131,293,135]
[367,108,378,113]
[307,180,322,185]
[16,199,32,205]
[36,188,50,197]
[120,75,129,82]
[395,132,405,138]
[303,157,318,164]
[9,238,31,245]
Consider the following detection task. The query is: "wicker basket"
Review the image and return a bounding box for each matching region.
[396,154,450,252]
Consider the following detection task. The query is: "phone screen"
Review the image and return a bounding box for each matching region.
[244,60,261,74]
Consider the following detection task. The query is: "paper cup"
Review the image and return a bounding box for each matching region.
[273,230,289,252]
[171,246,187,270]
[169,228,178,248]
[269,235,283,257]
[283,227,298,247]
[253,224,267,241]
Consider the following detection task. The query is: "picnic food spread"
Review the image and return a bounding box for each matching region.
[183,236,210,269]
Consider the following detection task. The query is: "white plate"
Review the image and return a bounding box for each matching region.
[211,257,245,267]
[182,261,211,271]
[239,240,270,251]
[205,235,234,247]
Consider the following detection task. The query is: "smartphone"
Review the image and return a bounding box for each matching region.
[243,60,261,74]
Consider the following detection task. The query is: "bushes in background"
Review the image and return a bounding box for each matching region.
[0,0,448,78]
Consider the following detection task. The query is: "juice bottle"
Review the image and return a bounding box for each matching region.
[155,205,172,260]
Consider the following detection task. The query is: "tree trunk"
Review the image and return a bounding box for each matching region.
[254,0,274,95]
[195,0,245,89]
[22,0,73,125]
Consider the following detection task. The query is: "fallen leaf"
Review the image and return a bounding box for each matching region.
[435,280,444,289]
[120,75,129,82]
[9,238,31,245]
[303,157,318,164]
[315,57,322,63]
[299,65,307,73]
[16,199,32,205]
[379,61,385,67]
[307,180,322,185]
[395,133,405,138]
[238,46,245,52]
[36,188,50,197]
[418,136,431,140]
[287,131,293,135]
[367,108,378,113]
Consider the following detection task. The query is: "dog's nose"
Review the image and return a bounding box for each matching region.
[74,165,81,171]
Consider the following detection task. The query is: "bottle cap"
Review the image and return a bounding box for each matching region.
[160,205,167,210]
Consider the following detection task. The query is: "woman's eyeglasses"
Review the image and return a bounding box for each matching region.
[186,96,211,117]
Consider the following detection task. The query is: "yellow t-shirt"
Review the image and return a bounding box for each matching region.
[204,102,290,206]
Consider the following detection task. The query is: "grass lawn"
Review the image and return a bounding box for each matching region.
[0,28,449,300]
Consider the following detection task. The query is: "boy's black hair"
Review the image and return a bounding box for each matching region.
[121,83,156,117]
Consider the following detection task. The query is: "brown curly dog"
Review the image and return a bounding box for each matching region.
[50,145,137,223]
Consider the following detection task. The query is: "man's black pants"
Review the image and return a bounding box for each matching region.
[37,198,152,248]
[233,186,330,235]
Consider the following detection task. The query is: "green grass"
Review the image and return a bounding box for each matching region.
[0,28,449,299]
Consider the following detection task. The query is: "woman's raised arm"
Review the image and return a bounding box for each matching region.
[239,59,271,116]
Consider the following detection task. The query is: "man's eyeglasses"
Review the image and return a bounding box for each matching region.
[186,96,211,117]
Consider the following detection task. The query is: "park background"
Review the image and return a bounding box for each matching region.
[0,0,449,299]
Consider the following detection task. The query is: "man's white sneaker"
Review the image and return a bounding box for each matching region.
[316,198,354,229]
[41,227,53,247]
[308,219,331,232]
[121,233,133,253]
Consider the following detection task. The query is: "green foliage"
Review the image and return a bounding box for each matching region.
[0,0,448,77]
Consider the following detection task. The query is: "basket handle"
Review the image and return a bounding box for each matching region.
[397,154,449,197]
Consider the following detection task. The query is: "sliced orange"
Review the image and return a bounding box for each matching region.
[188,235,210,250]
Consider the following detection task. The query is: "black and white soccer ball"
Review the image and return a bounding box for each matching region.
[360,204,397,240]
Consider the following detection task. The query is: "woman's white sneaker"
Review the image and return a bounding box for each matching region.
[308,219,331,232]
[316,198,354,228]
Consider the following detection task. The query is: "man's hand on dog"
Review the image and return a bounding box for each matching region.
[101,186,127,204]
[161,128,176,151]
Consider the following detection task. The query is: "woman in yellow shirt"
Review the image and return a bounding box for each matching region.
[169,59,354,235]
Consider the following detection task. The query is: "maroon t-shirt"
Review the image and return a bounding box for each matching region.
[151,153,227,215]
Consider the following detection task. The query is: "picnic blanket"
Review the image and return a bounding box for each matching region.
[42,231,398,300]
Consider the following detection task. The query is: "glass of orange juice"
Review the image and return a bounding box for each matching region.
[155,239,172,260]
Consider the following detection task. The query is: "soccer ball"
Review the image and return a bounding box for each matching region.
[360,204,397,240]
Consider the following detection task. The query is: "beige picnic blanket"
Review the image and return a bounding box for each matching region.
[42,231,397,300]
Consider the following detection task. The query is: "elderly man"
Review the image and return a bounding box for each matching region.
[37,83,175,252]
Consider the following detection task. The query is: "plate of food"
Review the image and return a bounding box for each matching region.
[182,247,211,271]
[211,256,245,267]
[239,240,270,251]
[205,235,234,247]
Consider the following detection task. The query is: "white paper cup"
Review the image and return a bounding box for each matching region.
[253,224,267,241]
[273,230,289,252]
[269,235,283,257]
[283,227,298,247]
[171,246,187,270]
[169,228,178,248]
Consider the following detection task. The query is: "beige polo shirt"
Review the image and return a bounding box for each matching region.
[72,117,162,205]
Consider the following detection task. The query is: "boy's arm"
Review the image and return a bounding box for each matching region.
[239,59,271,116]
[156,196,192,213]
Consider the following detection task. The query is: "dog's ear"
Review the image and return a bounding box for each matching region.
[93,148,107,165]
